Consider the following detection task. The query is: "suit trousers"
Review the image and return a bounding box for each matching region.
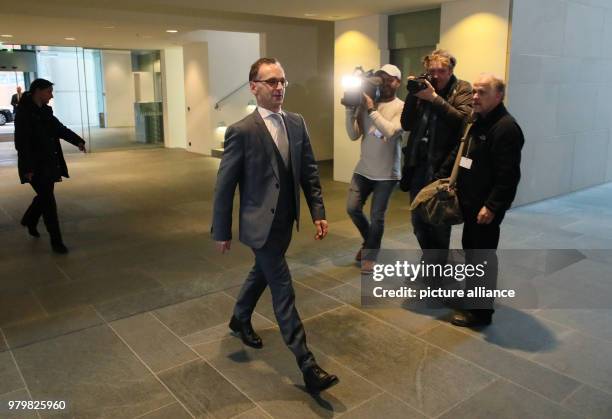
[233,217,315,371]
[22,179,63,244]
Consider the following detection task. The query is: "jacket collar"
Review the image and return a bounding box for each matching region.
[475,102,507,127]
[437,74,458,98]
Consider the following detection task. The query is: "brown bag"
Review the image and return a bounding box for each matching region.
[409,122,473,226]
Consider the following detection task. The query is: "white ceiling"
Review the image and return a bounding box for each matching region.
[0,0,452,50]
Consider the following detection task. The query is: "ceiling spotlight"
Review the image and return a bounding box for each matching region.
[103,26,115,29]
[64,37,76,41]
[304,13,317,17]
[1,34,13,38]
[166,29,179,33]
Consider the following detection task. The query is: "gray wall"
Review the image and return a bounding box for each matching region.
[508,0,612,205]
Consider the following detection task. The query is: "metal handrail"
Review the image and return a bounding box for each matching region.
[214,81,249,110]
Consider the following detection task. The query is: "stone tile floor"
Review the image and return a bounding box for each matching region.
[0,147,611,418]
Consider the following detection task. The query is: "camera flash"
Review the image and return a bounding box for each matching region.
[342,75,362,89]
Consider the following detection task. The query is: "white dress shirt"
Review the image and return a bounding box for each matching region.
[257,106,290,166]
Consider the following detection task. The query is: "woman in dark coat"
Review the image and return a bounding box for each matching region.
[15,78,87,254]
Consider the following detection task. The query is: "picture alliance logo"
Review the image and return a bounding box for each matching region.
[371,260,488,282]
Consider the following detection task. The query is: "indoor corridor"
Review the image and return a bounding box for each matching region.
[1,147,611,419]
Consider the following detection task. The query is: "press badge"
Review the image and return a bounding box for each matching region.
[459,156,473,169]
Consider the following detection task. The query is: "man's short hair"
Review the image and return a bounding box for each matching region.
[478,73,506,99]
[249,58,280,81]
[422,49,457,71]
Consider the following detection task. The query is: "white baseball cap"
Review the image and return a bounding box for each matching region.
[378,64,401,80]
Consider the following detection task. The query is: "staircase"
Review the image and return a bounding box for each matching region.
[211,139,225,158]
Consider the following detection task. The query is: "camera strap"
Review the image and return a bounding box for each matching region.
[408,104,431,167]
[449,121,474,188]
[425,112,438,181]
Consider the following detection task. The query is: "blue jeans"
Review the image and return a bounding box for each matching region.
[346,173,397,260]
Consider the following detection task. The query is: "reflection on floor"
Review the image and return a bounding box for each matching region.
[0,124,162,152]
[0,148,611,418]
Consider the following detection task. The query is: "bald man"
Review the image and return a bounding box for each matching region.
[436,73,524,327]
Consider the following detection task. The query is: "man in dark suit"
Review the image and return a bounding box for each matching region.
[212,58,338,394]
[11,86,23,116]
[15,79,86,254]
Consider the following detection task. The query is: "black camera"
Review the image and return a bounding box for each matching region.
[341,66,383,108]
[407,73,433,95]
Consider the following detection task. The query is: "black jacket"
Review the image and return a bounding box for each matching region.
[14,93,85,184]
[400,75,472,189]
[437,103,524,223]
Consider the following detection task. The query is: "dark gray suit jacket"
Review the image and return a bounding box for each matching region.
[212,109,325,249]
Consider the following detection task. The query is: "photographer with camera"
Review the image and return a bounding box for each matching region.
[343,64,404,272]
[400,49,472,251]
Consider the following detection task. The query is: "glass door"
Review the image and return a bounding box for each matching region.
[35,46,88,153]
[85,49,164,152]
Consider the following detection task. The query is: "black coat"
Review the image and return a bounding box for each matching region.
[400,75,473,188]
[14,94,84,184]
[437,103,524,224]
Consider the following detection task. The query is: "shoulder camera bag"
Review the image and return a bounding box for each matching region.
[409,121,473,226]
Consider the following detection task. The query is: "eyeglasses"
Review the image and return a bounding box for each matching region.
[253,78,289,88]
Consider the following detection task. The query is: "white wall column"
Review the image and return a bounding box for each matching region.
[182,42,211,155]
[101,50,136,128]
[161,47,187,149]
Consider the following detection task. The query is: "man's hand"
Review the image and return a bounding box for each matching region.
[78,142,87,153]
[25,172,34,182]
[476,206,495,225]
[415,79,438,102]
[362,93,375,113]
[314,219,328,240]
[216,240,231,253]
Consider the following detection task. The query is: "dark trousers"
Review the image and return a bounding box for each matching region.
[233,218,315,371]
[346,173,397,260]
[21,179,63,244]
[409,165,451,250]
[461,213,500,313]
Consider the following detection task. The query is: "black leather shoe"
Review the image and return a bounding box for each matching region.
[229,315,263,349]
[303,364,339,394]
[20,220,40,238]
[451,310,493,328]
[51,242,69,254]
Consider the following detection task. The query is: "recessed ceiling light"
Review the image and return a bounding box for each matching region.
[103,26,115,29]
[330,15,341,18]
[1,34,13,38]
[166,29,178,33]
[64,37,76,41]
[304,13,317,17]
